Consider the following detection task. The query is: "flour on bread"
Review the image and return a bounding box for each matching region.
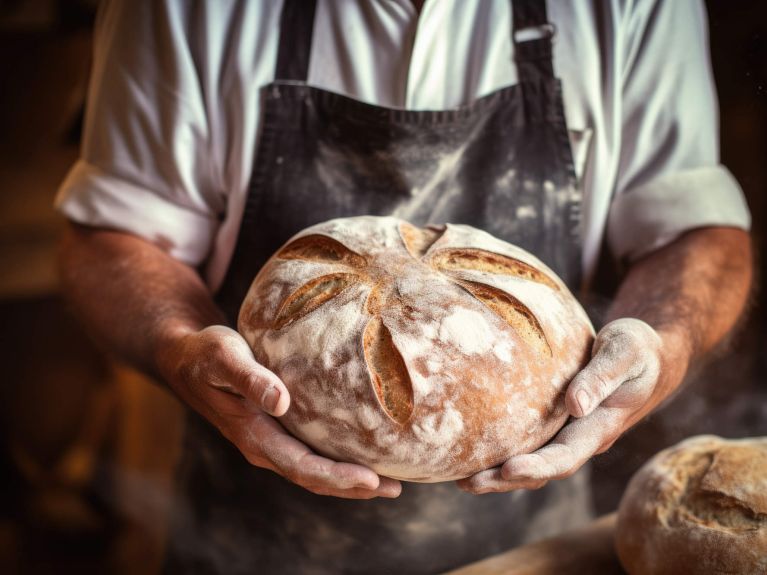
[239,216,594,481]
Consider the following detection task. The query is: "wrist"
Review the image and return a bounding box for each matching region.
[600,316,693,404]
[654,324,695,363]
[653,324,694,400]
[150,319,200,384]
[604,313,695,367]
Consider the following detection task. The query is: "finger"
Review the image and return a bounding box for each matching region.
[375,476,403,498]
[309,477,403,500]
[248,413,400,496]
[566,318,660,418]
[203,326,291,417]
[235,362,291,417]
[456,467,548,494]
[502,406,625,482]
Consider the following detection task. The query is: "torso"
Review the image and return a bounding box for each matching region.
[163,2,594,573]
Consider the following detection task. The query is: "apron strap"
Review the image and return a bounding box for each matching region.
[275,0,554,84]
[511,0,556,81]
[275,0,317,81]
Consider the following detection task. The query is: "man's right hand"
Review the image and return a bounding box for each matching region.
[157,324,402,499]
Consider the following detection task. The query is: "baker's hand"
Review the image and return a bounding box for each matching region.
[158,325,402,499]
[458,318,682,494]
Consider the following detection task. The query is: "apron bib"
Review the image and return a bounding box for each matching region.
[165,1,590,573]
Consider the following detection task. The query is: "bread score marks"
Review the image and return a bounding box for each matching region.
[363,317,414,425]
[273,272,362,329]
[276,233,367,268]
[239,216,595,481]
[454,280,552,358]
[399,222,446,259]
[272,222,559,424]
[274,233,417,426]
[272,235,369,329]
[429,248,559,292]
[403,223,558,357]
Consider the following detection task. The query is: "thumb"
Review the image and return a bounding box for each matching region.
[235,361,291,417]
[565,318,659,418]
[205,325,291,417]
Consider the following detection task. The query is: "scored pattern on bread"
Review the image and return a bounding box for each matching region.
[430,248,560,291]
[273,272,360,329]
[270,223,560,426]
[399,222,446,259]
[365,282,387,315]
[363,317,414,425]
[456,280,552,357]
[241,216,596,481]
[277,234,367,268]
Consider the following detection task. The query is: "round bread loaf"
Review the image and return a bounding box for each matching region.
[616,435,767,575]
[238,216,594,481]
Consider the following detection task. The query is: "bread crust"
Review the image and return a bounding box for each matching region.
[238,216,594,482]
[616,435,767,575]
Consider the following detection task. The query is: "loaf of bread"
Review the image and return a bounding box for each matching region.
[238,216,594,481]
[616,435,767,574]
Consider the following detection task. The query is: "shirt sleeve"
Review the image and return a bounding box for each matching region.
[54,0,225,265]
[606,0,751,262]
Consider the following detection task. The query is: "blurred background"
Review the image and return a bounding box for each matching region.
[0,1,764,573]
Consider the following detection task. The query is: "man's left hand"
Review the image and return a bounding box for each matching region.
[457,318,687,494]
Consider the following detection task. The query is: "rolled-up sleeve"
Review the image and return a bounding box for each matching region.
[57,160,219,262]
[607,0,751,262]
[55,0,225,266]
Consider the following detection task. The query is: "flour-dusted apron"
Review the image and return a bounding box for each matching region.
[164,1,591,573]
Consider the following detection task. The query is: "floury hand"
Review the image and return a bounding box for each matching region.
[458,318,669,493]
[158,325,402,499]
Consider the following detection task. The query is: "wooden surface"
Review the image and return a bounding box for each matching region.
[444,513,625,575]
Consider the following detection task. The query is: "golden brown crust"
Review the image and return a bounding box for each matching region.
[615,435,767,575]
[363,317,414,426]
[277,233,367,268]
[398,222,446,259]
[429,247,560,291]
[455,279,552,358]
[273,272,360,329]
[238,216,594,482]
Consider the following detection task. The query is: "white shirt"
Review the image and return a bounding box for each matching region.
[56,0,751,291]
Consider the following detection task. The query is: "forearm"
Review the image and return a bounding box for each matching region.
[57,222,401,498]
[58,222,225,378]
[606,226,753,400]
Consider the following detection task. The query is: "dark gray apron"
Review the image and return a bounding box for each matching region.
[164,1,590,573]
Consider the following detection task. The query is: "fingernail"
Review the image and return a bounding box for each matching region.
[262,386,281,414]
[576,389,591,415]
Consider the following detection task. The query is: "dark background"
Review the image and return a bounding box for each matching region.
[0,1,765,573]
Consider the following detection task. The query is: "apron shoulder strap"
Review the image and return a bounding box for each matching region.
[275,0,318,81]
[276,0,554,84]
[511,0,556,82]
